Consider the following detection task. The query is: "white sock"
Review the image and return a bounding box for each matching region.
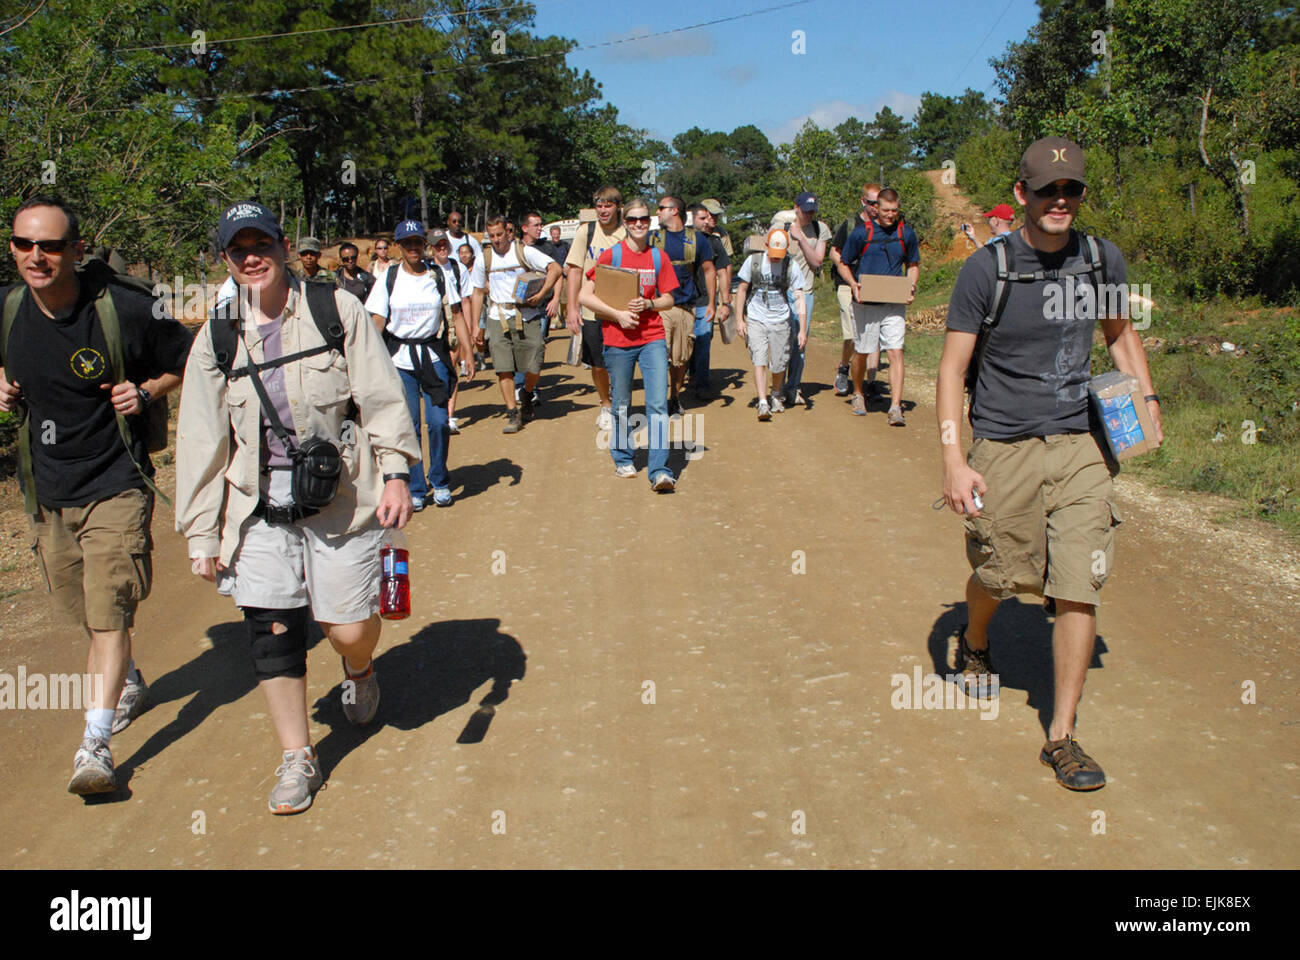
[84,708,115,742]
[125,659,142,685]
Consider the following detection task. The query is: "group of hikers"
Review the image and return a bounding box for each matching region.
[0,135,1162,815]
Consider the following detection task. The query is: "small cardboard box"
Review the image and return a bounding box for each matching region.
[513,271,546,304]
[855,273,913,304]
[1089,370,1158,461]
[743,234,766,254]
[593,263,639,314]
[578,208,598,223]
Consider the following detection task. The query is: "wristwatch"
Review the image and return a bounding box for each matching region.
[1144,394,1161,404]
[137,386,153,408]
[382,473,410,484]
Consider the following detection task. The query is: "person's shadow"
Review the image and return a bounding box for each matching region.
[309,618,525,778]
[926,598,1108,735]
[454,457,522,500]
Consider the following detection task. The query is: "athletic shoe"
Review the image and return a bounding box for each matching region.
[502,409,521,434]
[757,399,772,421]
[342,657,381,725]
[1040,736,1107,791]
[520,391,535,423]
[411,496,425,512]
[652,473,676,493]
[448,417,460,435]
[596,406,613,431]
[834,365,850,396]
[668,396,683,421]
[888,405,906,427]
[68,736,115,795]
[955,626,996,698]
[614,464,636,479]
[850,394,867,416]
[787,389,803,408]
[112,672,148,734]
[268,747,324,814]
[771,394,786,414]
[531,389,542,406]
[432,488,452,508]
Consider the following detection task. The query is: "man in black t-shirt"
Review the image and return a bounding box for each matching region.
[935,139,1162,792]
[334,242,375,302]
[0,196,192,796]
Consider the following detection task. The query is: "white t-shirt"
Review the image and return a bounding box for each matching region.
[469,243,554,321]
[447,232,483,264]
[737,253,808,325]
[363,264,460,371]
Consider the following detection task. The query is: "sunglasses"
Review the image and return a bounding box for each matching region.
[1031,182,1085,199]
[375,245,388,251]
[341,256,356,262]
[625,215,651,225]
[11,235,73,253]
[863,198,878,206]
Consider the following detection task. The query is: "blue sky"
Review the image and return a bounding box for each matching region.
[531,0,1043,148]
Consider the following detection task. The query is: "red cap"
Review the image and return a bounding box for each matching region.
[983,204,1015,221]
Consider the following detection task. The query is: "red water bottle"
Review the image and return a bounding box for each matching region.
[379,541,410,620]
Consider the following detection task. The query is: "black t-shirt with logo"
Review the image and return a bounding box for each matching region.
[0,281,193,508]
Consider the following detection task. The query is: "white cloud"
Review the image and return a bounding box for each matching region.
[766,92,923,147]
[602,24,715,61]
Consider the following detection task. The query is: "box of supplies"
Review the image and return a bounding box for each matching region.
[513,271,546,304]
[855,274,913,304]
[1089,370,1158,461]
[592,264,639,315]
[578,208,598,223]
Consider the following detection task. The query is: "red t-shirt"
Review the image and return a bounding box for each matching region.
[587,241,679,348]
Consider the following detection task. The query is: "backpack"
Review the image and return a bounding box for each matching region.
[608,242,663,279]
[649,226,700,270]
[379,262,456,404]
[3,259,172,514]
[853,217,910,275]
[482,240,530,276]
[964,231,1108,419]
[742,252,791,309]
[210,280,346,381]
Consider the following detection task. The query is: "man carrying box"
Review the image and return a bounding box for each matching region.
[935,136,1163,791]
[837,188,919,425]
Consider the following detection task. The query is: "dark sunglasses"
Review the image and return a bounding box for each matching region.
[1032,182,1085,199]
[625,215,652,225]
[11,235,73,253]
[340,255,356,262]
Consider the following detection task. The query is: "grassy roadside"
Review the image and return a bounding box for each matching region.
[803,270,1300,541]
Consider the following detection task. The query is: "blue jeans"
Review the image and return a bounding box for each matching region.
[690,305,713,389]
[786,290,813,396]
[604,338,671,483]
[398,364,451,497]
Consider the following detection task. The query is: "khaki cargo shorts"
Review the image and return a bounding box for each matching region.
[29,487,154,631]
[964,432,1121,607]
[661,306,695,366]
[486,310,544,375]
[837,285,855,340]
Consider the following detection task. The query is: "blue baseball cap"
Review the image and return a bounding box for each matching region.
[795,191,819,212]
[393,219,425,241]
[217,201,284,250]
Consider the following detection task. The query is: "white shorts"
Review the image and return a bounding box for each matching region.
[837,286,855,340]
[218,472,385,623]
[851,301,906,353]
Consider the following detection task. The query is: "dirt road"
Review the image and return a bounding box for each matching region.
[2,331,1296,868]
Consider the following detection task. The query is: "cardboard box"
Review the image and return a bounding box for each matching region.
[1089,370,1158,461]
[855,273,913,304]
[743,234,766,254]
[593,263,640,314]
[513,271,546,304]
[578,208,597,223]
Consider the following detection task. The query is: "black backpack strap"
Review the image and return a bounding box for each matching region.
[304,282,345,354]
[965,237,1015,418]
[586,220,597,256]
[385,263,399,301]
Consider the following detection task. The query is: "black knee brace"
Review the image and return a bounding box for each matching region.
[243,606,309,681]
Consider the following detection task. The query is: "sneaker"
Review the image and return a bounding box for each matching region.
[668,396,683,421]
[596,406,613,431]
[341,658,381,725]
[68,736,115,795]
[112,672,148,734]
[757,399,772,421]
[432,487,452,508]
[652,473,677,493]
[502,409,521,434]
[770,394,786,414]
[448,417,460,435]
[532,389,542,406]
[834,365,850,395]
[888,405,906,427]
[850,394,867,416]
[614,464,636,479]
[519,391,535,423]
[411,495,425,512]
[268,747,324,814]
[787,388,803,408]
[1040,736,1107,791]
[955,626,996,698]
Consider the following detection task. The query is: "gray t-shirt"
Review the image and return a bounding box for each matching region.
[946,230,1127,440]
[255,316,297,470]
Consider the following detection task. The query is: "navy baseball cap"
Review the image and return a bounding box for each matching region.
[217,202,283,250]
[393,219,425,241]
[795,191,819,212]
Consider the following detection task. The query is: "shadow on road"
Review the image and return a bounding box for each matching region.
[310,617,525,778]
[926,598,1108,735]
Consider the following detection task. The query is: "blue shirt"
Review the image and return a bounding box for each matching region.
[840,221,920,278]
[653,228,710,306]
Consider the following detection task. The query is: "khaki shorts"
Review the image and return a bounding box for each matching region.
[746,321,791,373]
[852,301,906,353]
[29,487,154,631]
[661,306,695,366]
[964,433,1120,606]
[837,285,855,340]
[486,312,544,375]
